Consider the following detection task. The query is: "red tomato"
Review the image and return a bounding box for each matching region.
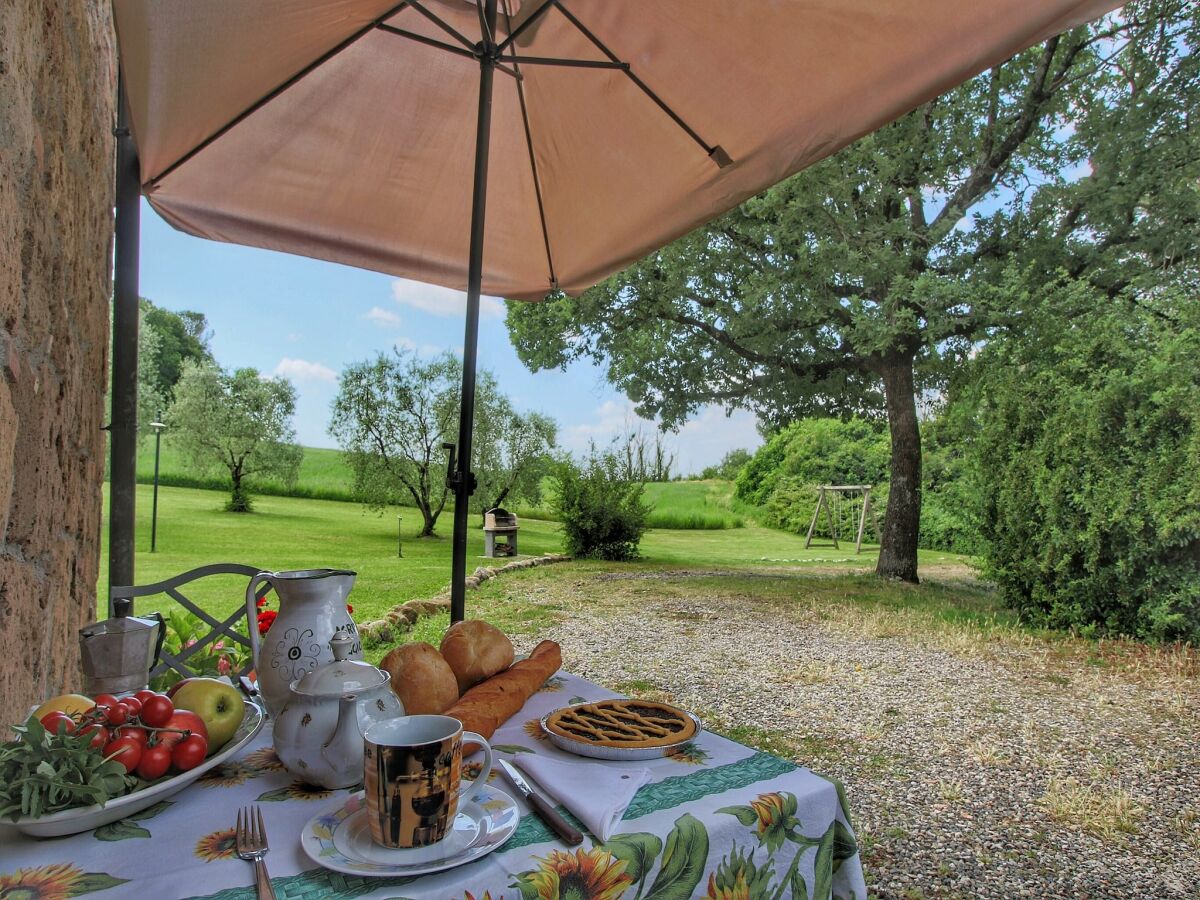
[140,695,174,728]
[171,734,208,772]
[40,712,75,734]
[103,736,143,773]
[156,710,208,749]
[133,689,158,705]
[79,723,110,749]
[104,703,130,727]
[92,693,120,711]
[120,696,143,716]
[135,744,172,780]
[116,725,149,746]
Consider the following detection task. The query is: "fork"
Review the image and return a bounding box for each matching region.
[236,806,277,900]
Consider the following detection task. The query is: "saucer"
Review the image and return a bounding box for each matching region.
[301,786,520,877]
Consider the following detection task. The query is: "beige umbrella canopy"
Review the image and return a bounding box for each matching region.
[112,0,1120,614]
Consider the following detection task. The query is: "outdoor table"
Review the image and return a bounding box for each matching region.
[1,671,867,899]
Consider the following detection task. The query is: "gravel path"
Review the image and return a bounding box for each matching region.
[499,566,1200,900]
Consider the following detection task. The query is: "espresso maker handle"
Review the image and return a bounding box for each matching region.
[149,612,167,673]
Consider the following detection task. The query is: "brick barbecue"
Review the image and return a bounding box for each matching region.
[483,507,519,558]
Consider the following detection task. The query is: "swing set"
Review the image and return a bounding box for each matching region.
[804,485,881,553]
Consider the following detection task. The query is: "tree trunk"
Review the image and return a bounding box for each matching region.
[227,465,252,512]
[876,354,921,582]
[418,501,437,537]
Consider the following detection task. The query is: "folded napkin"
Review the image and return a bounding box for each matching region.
[513,755,652,841]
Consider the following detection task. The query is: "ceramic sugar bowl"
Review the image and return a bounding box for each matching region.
[272,631,404,789]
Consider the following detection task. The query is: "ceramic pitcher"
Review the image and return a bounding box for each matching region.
[247,569,362,716]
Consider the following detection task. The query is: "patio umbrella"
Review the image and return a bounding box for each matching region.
[110,0,1121,620]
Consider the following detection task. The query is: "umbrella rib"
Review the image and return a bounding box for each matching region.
[502,0,558,292]
[551,0,732,168]
[377,24,521,79]
[496,0,556,53]
[407,0,478,51]
[146,0,413,187]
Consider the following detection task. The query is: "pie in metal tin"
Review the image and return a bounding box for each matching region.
[541,699,701,760]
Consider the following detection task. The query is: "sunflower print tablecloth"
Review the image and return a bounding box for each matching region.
[0,670,868,899]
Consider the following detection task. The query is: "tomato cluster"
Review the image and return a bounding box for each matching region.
[40,690,209,780]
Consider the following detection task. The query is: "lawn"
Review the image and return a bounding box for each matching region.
[98,483,964,636]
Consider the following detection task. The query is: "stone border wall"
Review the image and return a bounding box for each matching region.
[360,554,571,646]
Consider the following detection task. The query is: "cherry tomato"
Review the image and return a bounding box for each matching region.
[135,744,172,780]
[40,712,75,734]
[171,734,208,772]
[105,703,130,727]
[103,736,143,773]
[140,695,174,728]
[116,725,149,747]
[79,723,110,749]
[156,711,208,749]
[120,696,143,716]
[133,689,158,705]
[92,693,120,711]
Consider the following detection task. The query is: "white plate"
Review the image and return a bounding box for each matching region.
[301,786,520,877]
[2,699,265,838]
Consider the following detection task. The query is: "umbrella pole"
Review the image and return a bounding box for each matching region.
[450,0,499,623]
[109,72,141,607]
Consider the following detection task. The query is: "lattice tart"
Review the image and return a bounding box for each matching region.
[543,699,698,749]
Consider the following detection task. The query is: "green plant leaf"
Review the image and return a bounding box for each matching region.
[128,800,173,821]
[568,696,587,705]
[831,819,857,873]
[604,831,663,888]
[643,813,709,900]
[492,744,535,755]
[811,821,837,900]
[93,819,152,842]
[256,787,295,802]
[716,803,759,827]
[69,872,131,895]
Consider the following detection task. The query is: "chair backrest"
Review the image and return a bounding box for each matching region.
[110,563,269,682]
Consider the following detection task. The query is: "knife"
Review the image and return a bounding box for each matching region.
[498,760,583,846]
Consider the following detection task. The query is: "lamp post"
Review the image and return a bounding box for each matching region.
[149,418,166,552]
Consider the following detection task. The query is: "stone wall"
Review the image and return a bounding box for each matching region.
[0,2,115,728]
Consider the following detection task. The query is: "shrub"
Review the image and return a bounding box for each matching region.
[735,417,889,507]
[551,450,650,560]
[972,297,1200,643]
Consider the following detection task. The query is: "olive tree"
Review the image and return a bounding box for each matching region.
[168,362,302,511]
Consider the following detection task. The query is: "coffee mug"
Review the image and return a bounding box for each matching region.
[363,715,494,849]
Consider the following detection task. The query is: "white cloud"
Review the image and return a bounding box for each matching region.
[394,337,446,357]
[273,357,337,383]
[390,279,504,319]
[364,306,402,327]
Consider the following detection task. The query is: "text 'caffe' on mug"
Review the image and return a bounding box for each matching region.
[363,715,493,849]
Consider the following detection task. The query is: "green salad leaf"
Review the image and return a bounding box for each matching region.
[0,715,136,820]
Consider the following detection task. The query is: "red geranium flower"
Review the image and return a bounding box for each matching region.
[346,604,354,615]
[257,610,277,636]
[256,596,267,609]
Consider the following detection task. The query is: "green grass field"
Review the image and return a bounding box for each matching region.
[99,483,964,627]
[136,442,755,529]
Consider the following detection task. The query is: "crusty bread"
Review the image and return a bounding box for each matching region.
[379,642,460,715]
[445,640,562,754]
[439,619,515,694]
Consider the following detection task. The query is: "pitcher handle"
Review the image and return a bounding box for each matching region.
[245,572,273,676]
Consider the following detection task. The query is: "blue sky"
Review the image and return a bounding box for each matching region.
[138,199,761,474]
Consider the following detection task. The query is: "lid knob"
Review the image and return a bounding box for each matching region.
[113,598,132,618]
[329,630,354,662]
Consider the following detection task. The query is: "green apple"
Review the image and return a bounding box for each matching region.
[171,679,245,753]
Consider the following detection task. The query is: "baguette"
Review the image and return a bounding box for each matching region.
[445,640,562,754]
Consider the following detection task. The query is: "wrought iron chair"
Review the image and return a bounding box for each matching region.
[110,563,270,682]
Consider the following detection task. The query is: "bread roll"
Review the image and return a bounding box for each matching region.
[440,620,515,693]
[445,640,562,754]
[379,642,459,715]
